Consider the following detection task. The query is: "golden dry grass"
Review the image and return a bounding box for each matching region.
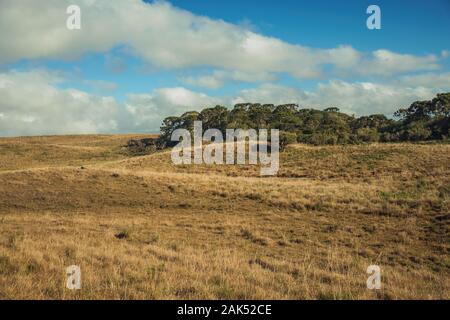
[0,135,449,299]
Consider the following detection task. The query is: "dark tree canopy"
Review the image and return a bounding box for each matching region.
[157,92,450,148]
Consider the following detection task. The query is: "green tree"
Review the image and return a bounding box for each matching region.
[271,104,302,132]
[199,105,229,132]
[157,92,450,149]
[279,131,298,151]
[248,104,273,130]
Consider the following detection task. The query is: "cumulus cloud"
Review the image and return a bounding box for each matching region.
[124,78,449,132]
[302,81,439,116]
[1,68,448,136]
[123,87,223,131]
[0,70,118,136]
[232,83,307,106]
[180,70,276,89]
[231,81,445,116]
[1,0,449,137]
[0,69,225,136]
[397,72,450,90]
[357,50,440,76]
[0,0,443,86]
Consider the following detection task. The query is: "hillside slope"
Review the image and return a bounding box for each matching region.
[0,135,448,299]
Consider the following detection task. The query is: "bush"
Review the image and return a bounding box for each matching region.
[404,122,432,141]
[279,131,298,150]
[356,127,380,143]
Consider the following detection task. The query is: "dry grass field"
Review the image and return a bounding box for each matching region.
[0,134,449,299]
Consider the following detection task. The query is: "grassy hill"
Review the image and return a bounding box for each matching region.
[0,135,448,299]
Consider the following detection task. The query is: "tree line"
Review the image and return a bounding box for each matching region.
[158,92,450,149]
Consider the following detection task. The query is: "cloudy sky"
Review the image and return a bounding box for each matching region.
[0,0,449,136]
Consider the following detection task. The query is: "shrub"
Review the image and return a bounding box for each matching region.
[279,131,298,150]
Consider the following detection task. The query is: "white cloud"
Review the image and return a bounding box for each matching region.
[304,81,438,116]
[123,87,223,131]
[180,70,276,89]
[180,74,225,90]
[232,83,307,106]
[1,1,448,136]
[0,0,443,85]
[0,68,448,136]
[0,69,224,136]
[358,50,440,76]
[124,78,448,132]
[231,81,445,116]
[397,72,450,90]
[0,70,118,136]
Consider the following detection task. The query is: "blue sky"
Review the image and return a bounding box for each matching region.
[0,0,449,136]
[169,0,450,52]
[15,0,450,97]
